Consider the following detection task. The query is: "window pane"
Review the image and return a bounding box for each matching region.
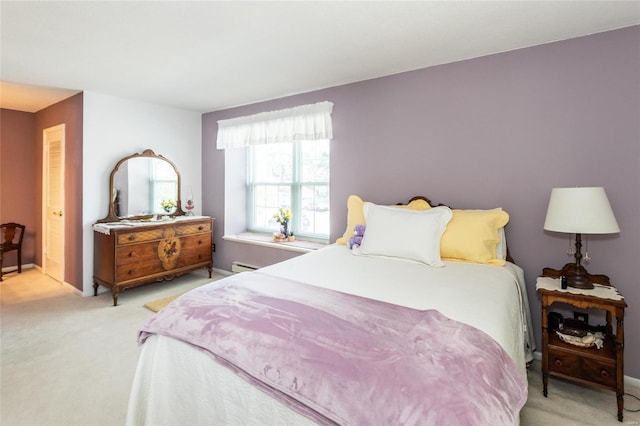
[300,184,330,236]
[251,184,290,231]
[300,140,329,182]
[252,143,292,183]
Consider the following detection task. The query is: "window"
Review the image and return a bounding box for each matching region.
[217,101,334,243]
[247,140,330,241]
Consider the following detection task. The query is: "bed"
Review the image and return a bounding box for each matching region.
[126,196,535,425]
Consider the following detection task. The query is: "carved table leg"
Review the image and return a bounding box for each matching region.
[616,315,624,422]
[208,266,212,279]
[617,392,623,422]
[112,290,119,307]
[93,281,99,296]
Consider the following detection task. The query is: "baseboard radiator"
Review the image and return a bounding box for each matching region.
[231,261,259,273]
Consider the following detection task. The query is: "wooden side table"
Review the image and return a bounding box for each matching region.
[537,276,627,422]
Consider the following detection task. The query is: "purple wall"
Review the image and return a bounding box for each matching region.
[1,94,84,289]
[34,93,84,290]
[1,109,36,267]
[203,27,640,378]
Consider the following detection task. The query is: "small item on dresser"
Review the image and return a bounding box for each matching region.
[556,329,604,349]
[558,324,587,338]
[561,275,568,289]
[548,312,563,331]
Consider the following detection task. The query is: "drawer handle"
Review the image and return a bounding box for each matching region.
[600,370,609,378]
[198,226,204,231]
[129,251,137,257]
[198,240,203,245]
[128,235,136,241]
[554,359,562,367]
[128,269,136,275]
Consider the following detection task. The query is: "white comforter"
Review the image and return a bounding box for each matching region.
[126,244,534,425]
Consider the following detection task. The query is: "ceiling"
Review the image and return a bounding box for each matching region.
[1,1,639,113]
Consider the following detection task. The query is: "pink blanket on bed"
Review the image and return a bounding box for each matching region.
[139,272,527,425]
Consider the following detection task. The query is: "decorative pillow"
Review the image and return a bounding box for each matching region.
[355,203,452,267]
[440,208,509,265]
[336,195,432,244]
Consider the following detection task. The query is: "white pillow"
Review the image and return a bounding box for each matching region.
[496,227,507,260]
[356,203,453,266]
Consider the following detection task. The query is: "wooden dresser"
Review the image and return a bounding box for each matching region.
[93,217,213,306]
[537,276,626,422]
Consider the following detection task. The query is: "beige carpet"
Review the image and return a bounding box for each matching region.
[144,292,185,312]
[1,268,639,425]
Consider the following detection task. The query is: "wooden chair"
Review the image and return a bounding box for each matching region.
[1,223,26,281]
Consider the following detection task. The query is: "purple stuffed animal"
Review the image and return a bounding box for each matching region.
[348,224,366,249]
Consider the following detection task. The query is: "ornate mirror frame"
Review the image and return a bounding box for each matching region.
[97,149,186,223]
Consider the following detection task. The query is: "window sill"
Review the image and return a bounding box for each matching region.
[222,232,326,254]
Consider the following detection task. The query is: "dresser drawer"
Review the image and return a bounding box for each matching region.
[116,243,159,265]
[178,234,212,266]
[176,221,211,236]
[548,350,580,378]
[548,347,618,389]
[582,357,616,388]
[181,233,212,251]
[117,229,163,245]
[116,260,163,282]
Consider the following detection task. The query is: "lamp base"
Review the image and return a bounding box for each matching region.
[542,263,611,289]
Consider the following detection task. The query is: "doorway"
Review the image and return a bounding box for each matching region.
[42,124,65,283]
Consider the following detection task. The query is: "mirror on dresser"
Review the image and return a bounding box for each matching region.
[93,149,213,306]
[97,149,186,223]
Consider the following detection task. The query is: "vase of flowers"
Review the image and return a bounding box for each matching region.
[161,199,176,213]
[273,207,292,238]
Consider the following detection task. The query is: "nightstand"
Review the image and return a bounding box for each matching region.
[537,276,627,422]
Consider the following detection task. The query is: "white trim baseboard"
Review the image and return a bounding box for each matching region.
[1,262,35,274]
[213,268,233,277]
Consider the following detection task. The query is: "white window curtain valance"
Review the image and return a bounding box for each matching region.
[216,101,334,149]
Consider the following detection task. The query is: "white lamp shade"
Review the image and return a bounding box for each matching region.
[544,187,620,234]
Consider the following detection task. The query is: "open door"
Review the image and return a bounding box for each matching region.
[42,124,65,283]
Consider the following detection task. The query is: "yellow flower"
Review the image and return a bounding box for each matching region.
[274,208,292,224]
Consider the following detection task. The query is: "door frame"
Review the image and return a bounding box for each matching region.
[42,124,65,283]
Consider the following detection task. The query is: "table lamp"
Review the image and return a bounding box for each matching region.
[543,187,620,289]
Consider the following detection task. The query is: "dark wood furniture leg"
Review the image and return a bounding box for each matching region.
[541,297,549,397]
[616,315,624,422]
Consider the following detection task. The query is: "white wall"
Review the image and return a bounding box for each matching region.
[82,92,202,296]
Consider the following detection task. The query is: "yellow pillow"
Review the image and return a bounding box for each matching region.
[336,195,432,244]
[440,209,509,265]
